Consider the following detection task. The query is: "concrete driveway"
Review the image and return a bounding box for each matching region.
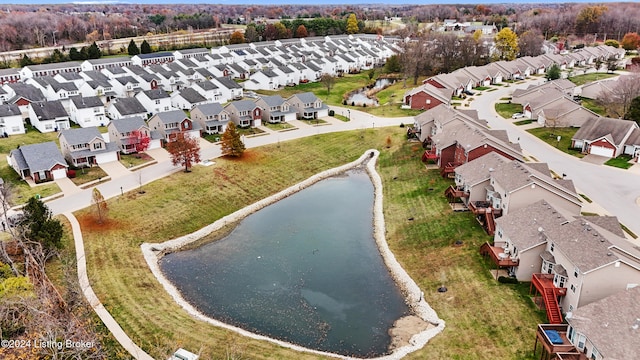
[467,78,640,238]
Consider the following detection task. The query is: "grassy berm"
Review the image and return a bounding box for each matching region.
[76,127,545,359]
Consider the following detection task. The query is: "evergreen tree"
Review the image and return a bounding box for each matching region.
[22,197,63,254]
[128,39,140,56]
[20,55,33,67]
[69,47,84,61]
[546,64,561,80]
[87,42,101,59]
[220,122,245,157]
[140,40,152,54]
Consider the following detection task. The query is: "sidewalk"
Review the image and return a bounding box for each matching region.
[64,212,154,360]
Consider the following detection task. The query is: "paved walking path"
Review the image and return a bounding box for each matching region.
[64,212,155,360]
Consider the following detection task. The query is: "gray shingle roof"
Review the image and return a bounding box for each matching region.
[109,116,147,134]
[192,103,225,115]
[31,100,68,120]
[213,76,241,89]
[6,83,46,102]
[151,109,190,125]
[113,98,147,116]
[0,103,21,117]
[573,117,638,145]
[227,99,257,112]
[141,89,169,100]
[59,126,103,145]
[11,141,67,172]
[566,286,640,360]
[259,95,286,107]
[176,88,207,104]
[70,95,103,109]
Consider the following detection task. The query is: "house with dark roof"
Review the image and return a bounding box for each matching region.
[58,127,119,167]
[147,110,201,144]
[107,97,148,120]
[109,76,141,97]
[191,81,222,103]
[286,92,329,120]
[171,88,209,110]
[224,100,262,128]
[131,52,175,66]
[572,117,639,158]
[254,95,297,123]
[107,116,160,154]
[8,141,68,183]
[20,61,82,79]
[80,57,133,72]
[28,100,70,133]
[190,103,230,135]
[3,83,46,116]
[244,69,281,91]
[69,95,107,128]
[210,76,243,102]
[0,68,20,85]
[0,104,25,135]
[135,89,172,116]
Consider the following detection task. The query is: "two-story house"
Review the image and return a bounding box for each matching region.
[28,100,70,133]
[286,92,329,120]
[170,88,209,110]
[254,95,297,124]
[58,127,119,167]
[147,110,201,145]
[190,103,230,135]
[69,95,107,128]
[224,100,262,128]
[135,89,172,117]
[0,103,25,135]
[107,97,148,120]
[107,116,160,154]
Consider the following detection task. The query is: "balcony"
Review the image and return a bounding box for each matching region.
[440,162,461,178]
[444,185,469,200]
[422,148,439,162]
[480,242,519,267]
[534,324,579,358]
[532,273,567,297]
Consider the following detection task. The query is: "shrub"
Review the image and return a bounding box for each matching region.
[399,123,405,128]
[67,169,76,178]
[328,109,335,116]
[498,276,519,284]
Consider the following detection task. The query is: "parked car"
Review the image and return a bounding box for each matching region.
[511,113,526,119]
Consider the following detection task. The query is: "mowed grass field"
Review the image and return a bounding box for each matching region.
[77,128,545,359]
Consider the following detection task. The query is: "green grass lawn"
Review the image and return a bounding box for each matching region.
[119,153,155,168]
[513,119,535,126]
[263,121,296,130]
[69,166,109,186]
[578,97,606,116]
[527,127,584,158]
[604,154,634,169]
[568,73,617,86]
[76,129,546,360]
[237,127,265,136]
[495,103,523,118]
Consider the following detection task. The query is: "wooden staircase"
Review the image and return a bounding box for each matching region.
[543,287,563,324]
[485,210,496,235]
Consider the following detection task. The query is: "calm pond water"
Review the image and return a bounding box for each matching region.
[346,78,397,106]
[160,170,409,357]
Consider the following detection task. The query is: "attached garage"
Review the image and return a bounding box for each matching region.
[52,167,67,180]
[94,151,119,165]
[588,138,616,158]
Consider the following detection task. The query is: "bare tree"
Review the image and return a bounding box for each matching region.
[598,71,640,118]
[320,73,336,96]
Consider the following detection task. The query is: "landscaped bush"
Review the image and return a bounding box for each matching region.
[498,276,519,284]
[67,169,76,178]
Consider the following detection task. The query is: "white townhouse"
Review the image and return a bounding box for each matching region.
[68,95,107,128]
[28,100,70,133]
[0,103,25,135]
[135,89,172,117]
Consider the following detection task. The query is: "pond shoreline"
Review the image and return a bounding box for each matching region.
[141,150,445,359]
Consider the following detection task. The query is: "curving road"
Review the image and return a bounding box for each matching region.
[467,78,640,238]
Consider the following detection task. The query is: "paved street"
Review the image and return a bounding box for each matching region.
[467,78,640,239]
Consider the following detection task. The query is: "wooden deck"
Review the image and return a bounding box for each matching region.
[534,324,577,355]
[449,202,469,212]
[531,274,566,324]
[480,242,519,267]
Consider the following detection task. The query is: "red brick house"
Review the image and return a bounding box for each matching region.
[403,83,453,110]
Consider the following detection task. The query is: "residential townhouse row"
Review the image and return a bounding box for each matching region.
[0,34,396,137]
[5,91,327,184]
[409,101,638,359]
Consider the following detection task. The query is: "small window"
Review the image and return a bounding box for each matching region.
[571,284,576,293]
[574,268,578,278]
[550,243,555,252]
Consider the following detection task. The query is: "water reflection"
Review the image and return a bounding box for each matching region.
[160,170,408,357]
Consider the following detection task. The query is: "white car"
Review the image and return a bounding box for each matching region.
[511,113,525,119]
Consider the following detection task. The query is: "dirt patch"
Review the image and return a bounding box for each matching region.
[388,315,435,350]
[224,149,264,163]
[77,214,124,233]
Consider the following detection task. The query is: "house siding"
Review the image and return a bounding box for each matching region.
[405,92,444,110]
[575,263,640,309]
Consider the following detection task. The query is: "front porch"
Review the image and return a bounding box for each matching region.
[534,324,580,360]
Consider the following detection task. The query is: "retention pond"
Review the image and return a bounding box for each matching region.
[159,169,409,357]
